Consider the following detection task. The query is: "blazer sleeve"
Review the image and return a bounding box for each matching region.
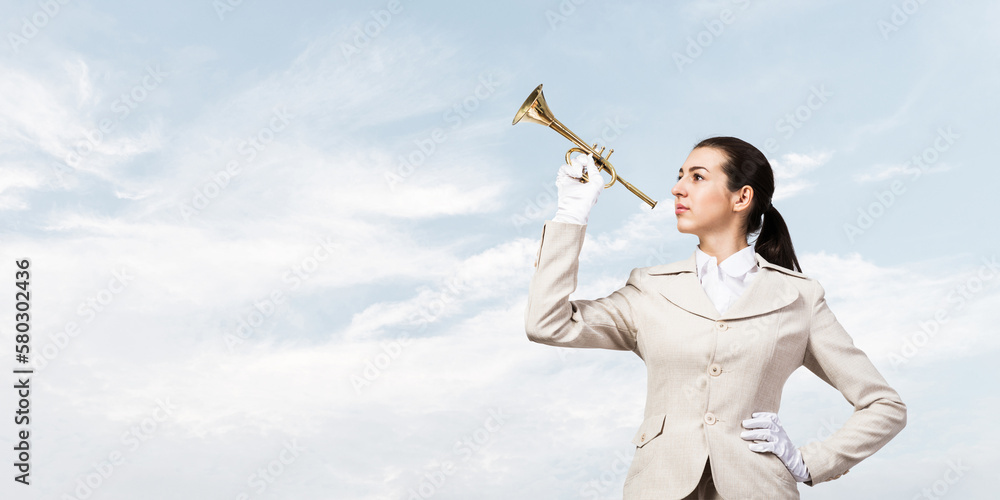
[797,279,907,486]
[523,220,640,352]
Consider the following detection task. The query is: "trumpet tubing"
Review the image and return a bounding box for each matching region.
[512,84,657,209]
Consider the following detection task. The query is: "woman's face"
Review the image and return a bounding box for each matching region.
[671,147,741,236]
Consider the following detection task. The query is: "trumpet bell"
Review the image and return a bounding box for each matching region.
[512,84,555,127]
[511,83,657,209]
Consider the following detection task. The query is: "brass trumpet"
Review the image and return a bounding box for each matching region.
[512,84,657,209]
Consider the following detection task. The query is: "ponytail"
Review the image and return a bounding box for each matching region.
[755,203,802,273]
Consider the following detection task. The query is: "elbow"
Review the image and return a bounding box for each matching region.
[524,308,560,345]
[890,390,907,424]
[895,398,907,432]
[524,318,551,344]
[524,300,549,343]
[881,393,908,436]
[524,321,540,342]
[890,401,907,443]
[525,328,545,344]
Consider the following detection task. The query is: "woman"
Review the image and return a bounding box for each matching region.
[523,137,906,499]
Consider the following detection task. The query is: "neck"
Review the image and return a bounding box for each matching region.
[697,235,750,264]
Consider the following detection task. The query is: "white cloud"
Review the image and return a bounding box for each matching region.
[853,162,954,183]
[0,59,167,189]
[769,151,832,201]
[799,251,1000,366]
[1,2,996,499]
[770,151,832,178]
[344,237,538,341]
[0,164,44,210]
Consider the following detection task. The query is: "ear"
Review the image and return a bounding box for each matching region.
[733,186,754,213]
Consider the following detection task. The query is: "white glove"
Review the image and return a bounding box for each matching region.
[741,412,811,482]
[552,153,603,225]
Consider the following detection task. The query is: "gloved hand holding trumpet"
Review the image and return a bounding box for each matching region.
[511,83,658,218]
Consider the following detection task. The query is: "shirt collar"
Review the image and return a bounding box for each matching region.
[696,244,759,279]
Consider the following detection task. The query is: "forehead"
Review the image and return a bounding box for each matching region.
[679,147,728,172]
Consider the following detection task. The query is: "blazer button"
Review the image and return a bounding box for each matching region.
[716,321,728,331]
[640,432,647,442]
[704,412,717,425]
[709,364,722,376]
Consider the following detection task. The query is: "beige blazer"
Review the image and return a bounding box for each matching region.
[524,221,906,500]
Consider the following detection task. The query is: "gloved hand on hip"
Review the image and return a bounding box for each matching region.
[552,153,603,225]
[741,411,812,482]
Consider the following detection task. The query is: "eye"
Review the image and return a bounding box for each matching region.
[677,174,704,181]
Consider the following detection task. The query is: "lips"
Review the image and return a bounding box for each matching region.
[675,204,689,214]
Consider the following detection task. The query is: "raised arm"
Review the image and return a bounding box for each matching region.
[797,280,907,486]
[524,220,640,352]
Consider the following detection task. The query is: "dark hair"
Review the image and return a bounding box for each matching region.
[693,136,802,273]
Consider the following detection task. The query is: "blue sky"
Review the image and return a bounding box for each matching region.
[0,0,997,498]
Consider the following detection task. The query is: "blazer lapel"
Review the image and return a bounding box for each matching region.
[645,250,801,321]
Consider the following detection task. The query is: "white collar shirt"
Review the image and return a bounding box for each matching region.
[695,244,760,316]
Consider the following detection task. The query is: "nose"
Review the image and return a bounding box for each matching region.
[671,179,685,198]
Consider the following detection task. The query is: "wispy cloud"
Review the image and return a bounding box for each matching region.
[769,150,832,201]
[852,161,954,183]
[1,1,995,498]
